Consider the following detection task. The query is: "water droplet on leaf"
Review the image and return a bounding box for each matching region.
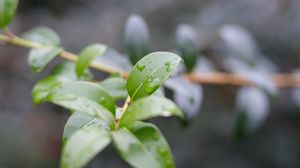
[136,63,145,71]
[164,62,173,72]
[144,77,160,93]
[152,132,159,140]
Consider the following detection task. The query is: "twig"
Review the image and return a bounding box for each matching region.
[1,33,300,87]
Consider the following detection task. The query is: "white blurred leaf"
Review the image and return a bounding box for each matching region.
[243,71,278,96]
[223,56,278,96]
[291,70,300,108]
[219,24,258,62]
[193,56,216,73]
[165,77,203,118]
[235,87,269,135]
[176,24,199,72]
[95,48,132,71]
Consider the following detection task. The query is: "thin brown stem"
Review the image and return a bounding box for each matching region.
[1,33,300,87]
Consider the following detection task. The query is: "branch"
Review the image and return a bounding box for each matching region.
[1,33,300,87]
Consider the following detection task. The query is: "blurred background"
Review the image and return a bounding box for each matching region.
[1,0,300,167]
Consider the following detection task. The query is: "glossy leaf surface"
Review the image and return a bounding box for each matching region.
[22,26,60,46]
[127,52,182,101]
[111,128,160,168]
[76,44,106,78]
[63,112,111,144]
[99,77,127,100]
[61,124,110,168]
[120,96,183,126]
[32,62,92,104]
[0,0,19,28]
[128,121,175,168]
[46,81,115,126]
[28,47,62,72]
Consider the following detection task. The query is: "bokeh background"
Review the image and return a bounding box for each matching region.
[1,0,300,167]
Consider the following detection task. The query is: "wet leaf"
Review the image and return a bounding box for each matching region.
[46,81,115,126]
[76,44,106,78]
[28,47,62,72]
[22,26,60,46]
[48,81,115,113]
[63,112,111,144]
[32,62,93,104]
[128,121,175,168]
[61,124,110,168]
[120,96,184,126]
[99,77,127,100]
[111,128,160,168]
[127,52,182,101]
[0,0,19,28]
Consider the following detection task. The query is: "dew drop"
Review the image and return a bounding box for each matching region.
[152,132,159,140]
[144,77,160,93]
[156,147,168,156]
[100,97,106,104]
[164,62,173,72]
[136,63,145,71]
[60,94,77,101]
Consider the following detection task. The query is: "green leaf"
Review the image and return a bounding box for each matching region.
[124,14,150,64]
[28,47,62,72]
[128,121,175,168]
[0,0,19,28]
[120,96,184,126]
[127,52,182,101]
[76,44,106,78]
[32,62,92,104]
[22,26,60,46]
[61,124,111,168]
[50,81,115,113]
[99,77,127,100]
[111,128,160,168]
[176,24,198,72]
[62,112,111,144]
[46,81,115,126]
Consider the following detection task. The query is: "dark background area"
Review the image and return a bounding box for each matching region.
[1,0,300,167]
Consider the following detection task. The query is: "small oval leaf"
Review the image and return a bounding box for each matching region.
[49,81,115,113]
[165,77,203,118]
[124,14,150,64]
[111,128,160,168]
[99,77,127,100]
[127,52,182,101]
[219,24,258,63]
[128,121,175,168]
[120,96,184,126]
[22,26,60,46]
[46,82,115,126]
[0,0,19,28]
[234,87,269,140]
[63,112,110,144]
[176,24,199,72]
[32,62,93,104]
[28,47,62,72]
[76,44,106,78]
[61,125,111,168]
